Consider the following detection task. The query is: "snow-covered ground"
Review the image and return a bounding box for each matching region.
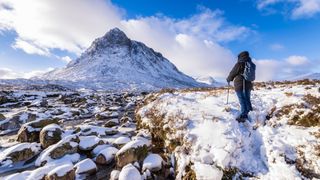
[137,80,320,179]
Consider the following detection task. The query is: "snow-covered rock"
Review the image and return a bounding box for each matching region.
[119,164,142,180]
[78,136,104,151]
[17,118,60,142]
[40,124,63,148]
[46,164,75,180]
[116,137,151,167]
[36,135,79,166]
[110,170,120,180]
[0,143,41,165]
[95,146,119,165]
[38,28,203,91]
[74,158,97,175]
[142,153,163,172]
[113,136,131,148]
[195,76,225,87]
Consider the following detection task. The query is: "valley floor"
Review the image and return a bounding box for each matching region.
[0,80,319,180]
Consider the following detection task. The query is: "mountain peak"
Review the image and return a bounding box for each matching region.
[101,27,130,45]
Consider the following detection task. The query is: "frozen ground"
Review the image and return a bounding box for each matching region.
[137,80,320,179]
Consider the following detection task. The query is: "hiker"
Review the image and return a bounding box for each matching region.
[227,51,256,122]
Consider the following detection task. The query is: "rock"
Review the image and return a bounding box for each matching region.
[95,147,119,165]
[104,119,119,127]
[17,118,60,142]
[119,164,142,180]
[74,158,97,175]
[116,137,151,168]
[0,143,41,165]
[40,124,63,149]
[79,136,104,151]
[0,113,5,120]
[113,136,131,148]
[110,170,121,180]
[95,111,119,120]
[142,154,163,172]
[29,118,60,129]
[16,125,41,143]
[120,116,132,124]
[36,135,79,166]
[45,164,75,180]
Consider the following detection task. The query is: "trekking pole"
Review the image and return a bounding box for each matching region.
[226,82,230,105]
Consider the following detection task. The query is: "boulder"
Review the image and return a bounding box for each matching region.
[17,118,60,143]
[115,137,151,168]
[45,164,75,180]
[142,154,163,172]
[104,119,119,127]
[36,135,79,166]
[0,143,41,165]
[74,158,97,175]
[110,170,120,180]
[0,113,5,120]
[78,136,104,151]
[95,111,119,120]
[16,125,41,143]
[113,136,131,148]
[40,124,63,149]
[95,146,119,165]
[119,164,142,180]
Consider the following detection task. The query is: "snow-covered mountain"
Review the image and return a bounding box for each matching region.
[39,28,203,91]
[195,76,225,87]
[291,72,320,81]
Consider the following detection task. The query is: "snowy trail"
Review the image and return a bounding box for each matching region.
[138,83,320,179]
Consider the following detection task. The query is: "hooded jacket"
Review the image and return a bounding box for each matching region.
[227,52,253,91]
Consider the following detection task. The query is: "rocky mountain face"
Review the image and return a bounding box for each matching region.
[40,28,203,91]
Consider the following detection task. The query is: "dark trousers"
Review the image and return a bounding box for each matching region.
[236,89,252,116]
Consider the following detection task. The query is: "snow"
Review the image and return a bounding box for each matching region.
[92,144,111,156]
[79,136,101,150]
[142,153,163,172]
[35,135,79,166]
[110,170,120,180]
[47,164,74,177]
[117,137,151,156]
[0,143,41,162]
[137,83,320,179]
[96,146,119,163]
[113,136,131,145]
[38,28,203,91]
[119,163,142,180]
[193,162,223,180]
[41,123,62,133]
[74,158,97,174]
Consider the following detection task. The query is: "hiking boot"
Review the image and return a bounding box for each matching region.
[236,115,247,123]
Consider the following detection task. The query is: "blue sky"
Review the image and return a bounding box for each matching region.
[0,0,319,80]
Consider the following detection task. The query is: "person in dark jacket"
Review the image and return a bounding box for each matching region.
[227,51,253,122]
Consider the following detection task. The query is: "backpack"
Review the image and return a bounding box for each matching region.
[242,61,256,81]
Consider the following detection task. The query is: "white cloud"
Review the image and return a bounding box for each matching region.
[257,0,320,19]
[0,0,123,55]
[270,43,285,51]
[12,38,50,56]
[254,55,312,81]
[0,67,53,79]
[0,2,249,79]
[292,0,320,18]
[285,55,308,65]
[60,56,72,63]
[0,68,21,79]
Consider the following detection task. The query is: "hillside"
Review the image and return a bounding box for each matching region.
[137,79,320,179]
